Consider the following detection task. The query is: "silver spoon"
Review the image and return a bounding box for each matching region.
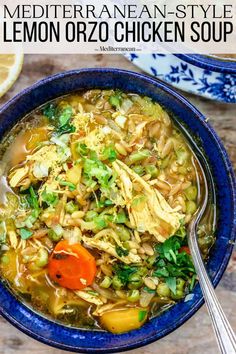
[187,150,236,354]
[171,116,236,353]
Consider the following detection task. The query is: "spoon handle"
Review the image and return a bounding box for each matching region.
[189,233,236,354]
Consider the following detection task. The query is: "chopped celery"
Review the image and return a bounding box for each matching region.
[120,98,133,114]
[0,221,6,244]
[186,200,197,214]
[48,229,62,242]
[129,149,151,164]
[20,228,33,240]
[35,248,49,267]
[175,223,187,238]
[115,225,130,241]
[76,143,88,156]
[100,276,112,288]
[65,201,78,214]
[104,199,114,206]
[175,147,189,165]
[138,310,147,322]
[161,156,170,169]
[114,211,127,224]
[58,180,76,191]
[85,210,98,221]
[52,224,64,237]
[102,146,117,162]
[132,165,144,176]
[94,216,108,230]
[41,190,59,207]
[127,290,140,302]
[170,278,185,300]
[145,165,158,177]
[156,283,171,298]
[185,185,198,201]
[83,157,112,188]
[112,275,123,290]
[109,92,122,108]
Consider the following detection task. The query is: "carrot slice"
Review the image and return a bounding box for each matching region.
[48,240,97,290]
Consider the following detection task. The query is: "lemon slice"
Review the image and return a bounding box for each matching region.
[0,53,24,98]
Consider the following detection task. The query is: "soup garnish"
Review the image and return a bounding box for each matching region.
[0,90,215,333]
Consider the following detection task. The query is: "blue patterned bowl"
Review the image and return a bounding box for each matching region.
[126,54,236,103]
[0,68,235,353]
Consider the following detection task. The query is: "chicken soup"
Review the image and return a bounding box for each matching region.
[0,90,215,333]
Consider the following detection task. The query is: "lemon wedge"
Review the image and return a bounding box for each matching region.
[0,53,24,98]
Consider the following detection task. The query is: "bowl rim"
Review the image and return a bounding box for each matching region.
[0,67,235,353]
[174,54,236,74]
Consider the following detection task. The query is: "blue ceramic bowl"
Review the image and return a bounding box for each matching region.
[125,54,236,103]
[0,68,235,353]
[175,54,236,75]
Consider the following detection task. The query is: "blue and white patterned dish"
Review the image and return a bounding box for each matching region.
[126,54,236,103]
[0,68,235,353]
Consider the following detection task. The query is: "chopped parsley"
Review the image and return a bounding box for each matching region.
[20,186,40,228]
[165,277,177,294]
[58,106,72,127]
[56,123,75,136]
[113,264,137,285]
[43,103,75,136]
[154,233,196,294]
[115,246,129,257]
[43,103,56,120]
[28,186,39,213]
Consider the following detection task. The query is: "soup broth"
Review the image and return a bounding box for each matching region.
[0,90,215,333]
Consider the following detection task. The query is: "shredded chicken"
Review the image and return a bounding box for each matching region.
[8,230,18,249]
[82,228,141,264]
[9,145,62,187]
[75,290,104,305]
[113,160,184,242]
[93,300,127,316]
[27,145,59,164]
[9,166,29,188]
